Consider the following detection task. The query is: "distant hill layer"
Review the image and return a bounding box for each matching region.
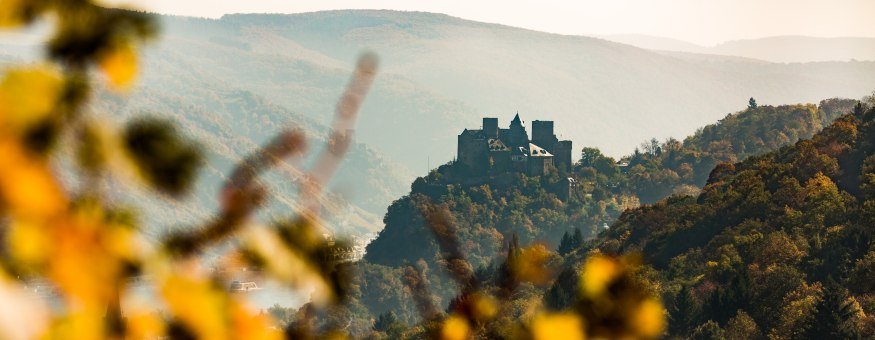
[7,10,874,174]
[600,34,875,63]
[157,10,875,172]
[3,10,874,233]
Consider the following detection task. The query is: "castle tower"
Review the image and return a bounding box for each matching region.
[508,113,528,148]
[531,120,558,148]
[483,117,498,138]
[553,140,573,172]
[458,129,489,174]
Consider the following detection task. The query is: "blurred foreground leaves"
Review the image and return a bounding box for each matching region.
[0,1,665,339]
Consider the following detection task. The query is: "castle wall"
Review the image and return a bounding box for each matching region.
[458,132,488,174]
[532,120,558,148]
[554,140,573,172]
[489,150,511,173]
[527,156,553,176]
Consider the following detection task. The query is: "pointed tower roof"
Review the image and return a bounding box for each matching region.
[510,113,524,128]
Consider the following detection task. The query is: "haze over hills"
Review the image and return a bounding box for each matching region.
[2,9,875,235]
[600,34,875,63]
[8,9,869,176]
[155,9,875,171]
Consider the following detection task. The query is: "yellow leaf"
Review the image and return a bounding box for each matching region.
[99,43,138,90]
[472,293,498,321]
[230,302,283,340]
[50,206,126,306]
[513,244,555,286]
[580,255,621,297]
[531,313,585,340]
[51,309,105,340]
[0,140,66,219]
[441,315,470,340]
[632,299,666,338]
[7,219,51,264]
[0,0,26,27]
[160,272,229,339]
[125,310,165,340]
[0,67,63,134]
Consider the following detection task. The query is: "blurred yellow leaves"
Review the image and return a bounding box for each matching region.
[581,255,621,297]
[632,298,666,338]
[229,302,283,340]
[0,67,63,134]
[0,67,66,219]
[161,273,283,340]
[441,315,470,340]
[124,310,165,340]
[578,254,666,339]
[471,293,498,321]
[0,0,27,27]
[512,244,555,286]
[0,2,302,339]
[244,225,335,305]
[0,142,65,218]
[10,201,131,304]
[160,273,229,339]
[6,201,139,339]
[531,313,585,340]
[98,42,138,90]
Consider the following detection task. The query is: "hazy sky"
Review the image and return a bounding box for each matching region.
[109,0,875,45]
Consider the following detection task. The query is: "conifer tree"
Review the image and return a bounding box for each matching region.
[373,311,398,332]
[671,285,701,336]
[571,228,583,249]
[803,279,861,339]
[558,231,573,254]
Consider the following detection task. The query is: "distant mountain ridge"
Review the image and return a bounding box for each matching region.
[159,10,875,167]
[3,9,875,235]
[599,34,875,63]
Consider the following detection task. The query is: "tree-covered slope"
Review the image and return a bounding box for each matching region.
[609,98,859,203]
[353,98,861,326]
[364,98,858,268]
[589,103,875,338]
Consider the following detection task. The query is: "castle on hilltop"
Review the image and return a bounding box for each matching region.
[457,114,572,176]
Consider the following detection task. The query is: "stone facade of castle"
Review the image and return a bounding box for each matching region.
[457,114,572,176]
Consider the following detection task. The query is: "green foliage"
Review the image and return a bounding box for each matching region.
[578,102,856,204]
[557,228,583,255]
[724,310,761,340]
[355,98,865,329]
[691,320,725,340]
[803,280,862,339]
[595,104,875,337]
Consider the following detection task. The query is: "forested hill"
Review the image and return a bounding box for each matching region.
[579,102,875,338]
[351,97,862,329]
[613,98,859,203]
[364,98,859,268]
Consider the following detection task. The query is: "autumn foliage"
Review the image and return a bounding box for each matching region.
[0,1,668,339]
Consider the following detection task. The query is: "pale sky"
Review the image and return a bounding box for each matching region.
[107,0,875,45]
